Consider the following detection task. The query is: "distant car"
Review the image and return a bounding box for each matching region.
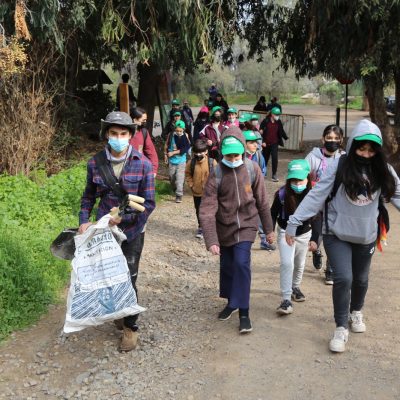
[385,95,395,114]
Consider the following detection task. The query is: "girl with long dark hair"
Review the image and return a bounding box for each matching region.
[286,119,400,353]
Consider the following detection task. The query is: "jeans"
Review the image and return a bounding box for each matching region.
[169,163,186,196]
[121,232,145,330]
[262,143,279,176]
[323,235,375,328]
[220,241,252,309]
[277,227,311,300]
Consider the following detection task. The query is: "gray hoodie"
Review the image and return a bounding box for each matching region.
[286,119,400,244]
[306,147,345,182]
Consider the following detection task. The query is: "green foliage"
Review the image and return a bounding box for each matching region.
[0,163,87,341]
[155,180,173,202]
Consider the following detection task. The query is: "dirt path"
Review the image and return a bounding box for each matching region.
[1,154,400,400]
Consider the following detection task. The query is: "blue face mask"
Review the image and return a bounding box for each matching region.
[108,137,129,153]
[221,158,244,169]
[290,183,307,193]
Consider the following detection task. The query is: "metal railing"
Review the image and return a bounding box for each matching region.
[238,109,305,151]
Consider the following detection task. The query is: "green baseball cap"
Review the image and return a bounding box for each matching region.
[239,113,252,123]
[221,136,245,155]
[287,159,310,180]
[354,134,382,146]
[211,106,222,115]
[173,111,181,117]
[175,120,186,129]
[250,114,259,120]
[271,107,281,115]
[227,107,237,114]
[172,99,180,105]
[243,130,261,141]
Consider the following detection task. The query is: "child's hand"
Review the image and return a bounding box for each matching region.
[168,151,175,158]
[266,232,275,244]
[285,233,295,246]
[308,241,318,252]
[206,139,213,146]
[164,155,168,164]
[209,245,220,255]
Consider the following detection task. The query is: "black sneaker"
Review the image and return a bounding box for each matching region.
[312,249,323,270]
[291,287,306,302]
[239,316,253,334]
[218,306,238,321]
[276,300,293,315]
[325,269,334,285]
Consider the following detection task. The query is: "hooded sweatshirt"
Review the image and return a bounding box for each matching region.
[199,126,274,249]
[286,119,400,244]
[306,146,345,183]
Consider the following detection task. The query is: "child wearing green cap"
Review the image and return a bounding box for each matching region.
[260,107,288,182]
[285,119,400,353]
[271,159,320,315]
[226,108,239,128]
[200,126,275,334]
[164,120,191,203]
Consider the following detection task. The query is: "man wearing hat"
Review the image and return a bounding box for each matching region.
[199,106,227,161]
[200,126,274,334]
[260,107,288,182]
[79,111,155,352]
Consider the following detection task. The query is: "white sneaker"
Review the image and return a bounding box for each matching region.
[329,327,349,353]
[349,311,366,333]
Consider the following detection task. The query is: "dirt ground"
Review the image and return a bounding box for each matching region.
[1,147,400,399]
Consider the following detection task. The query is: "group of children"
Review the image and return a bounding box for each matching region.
[174,111,400,354]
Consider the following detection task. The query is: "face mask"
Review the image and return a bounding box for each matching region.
[229,118,236,123]
[355,153,373,165]
[273,116,280,121]
[140,121,147,128]
[251,120,258,126]
[108,137,129,153]
[195,155,205,161]
[324,141,340,153]
[174,130,184,136]
[221,158,243,169]
[213,116,221,122]
[290,183,307,193]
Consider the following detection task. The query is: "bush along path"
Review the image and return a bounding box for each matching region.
[1,155,400,399]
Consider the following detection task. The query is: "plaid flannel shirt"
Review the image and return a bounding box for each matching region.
[79,146,156,242]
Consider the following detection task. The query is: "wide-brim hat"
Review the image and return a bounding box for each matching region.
[100,111,135,138]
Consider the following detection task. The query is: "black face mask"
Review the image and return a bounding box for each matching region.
[324,141,340,153]
[355,153,373,165]
[195,155,205,161]
[213,116,221,122]
[140,122,147,129]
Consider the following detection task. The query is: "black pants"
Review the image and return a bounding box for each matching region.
[193,196,202,227]
[262,143,279,175]
[121,232,145,330]
[323,235,375,328]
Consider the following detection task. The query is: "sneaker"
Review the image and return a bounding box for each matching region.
[260,241,276,251]
[218,306,238,321]
[239,316,253,334]
[272,175,279,182]
[195,228,203,239]
[276,299,293,315]
[325,269,334,285]
[291,287,306,302]
[175,196,182,203]
[329,327,349,353]
[312,249,323,270]
[349,311,366,333]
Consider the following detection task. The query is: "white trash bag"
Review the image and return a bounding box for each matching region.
[63,214,145,333]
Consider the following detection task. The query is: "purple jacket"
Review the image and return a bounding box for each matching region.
[79,146,155,242]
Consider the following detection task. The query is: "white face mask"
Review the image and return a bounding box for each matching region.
[229,118,236,123]
[251,120,258,126]
[274,116,280,121]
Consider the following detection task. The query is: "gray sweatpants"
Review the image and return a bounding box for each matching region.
[169,163,186,197]
[278,227,311,300]
[323,234,375,328]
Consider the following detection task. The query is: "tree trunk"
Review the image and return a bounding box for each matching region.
[394,69,400,127]
[361,82,369,112]
[364,74,398,158]
[137,62,160,136]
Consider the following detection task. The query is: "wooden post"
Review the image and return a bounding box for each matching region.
[118,83,129,113]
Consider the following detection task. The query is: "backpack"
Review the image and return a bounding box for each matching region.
[214,158,256,190]
[325,154,389,250]
[255,149,264,170]
[190,156,214,177]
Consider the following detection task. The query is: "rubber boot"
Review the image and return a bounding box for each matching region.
[118,326,138,352]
